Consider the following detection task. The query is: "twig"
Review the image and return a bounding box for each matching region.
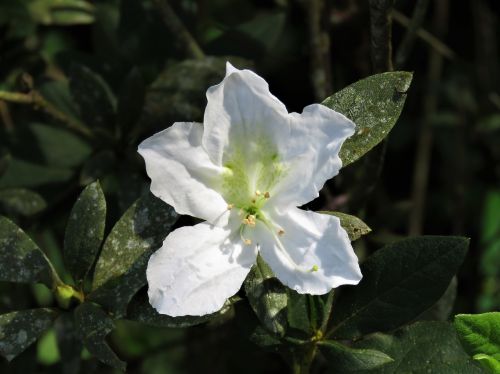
[153,0,205,60]
[305,0,332,100]
[394,0,430,68]
[368,0,394,72]
[393,10,455,62]
[0,90,93,139]
[409,0,449,235]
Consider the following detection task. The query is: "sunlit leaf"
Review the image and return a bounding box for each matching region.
[319,211,371,241]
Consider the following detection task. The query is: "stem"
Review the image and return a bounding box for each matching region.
[368,0,394,72]
[291,345,317,374]
[153,0,205,60]
[0,90,93,139]
[394,0,430,68]
[408,0,449,235]
[304,0,332,100]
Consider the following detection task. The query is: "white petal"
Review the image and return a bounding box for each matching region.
[270,104,355,210]
[138,122,230,225]
[256,208,362,294]
[202,62,290,166]
[147,221,258,316]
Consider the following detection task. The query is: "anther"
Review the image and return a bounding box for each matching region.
[310,265,319,272]
[247,215,256,227]
[264,191,270,199]
[227,203,234,210]
[244,239,252,245]
[242,218,250,225]
[255,190,261,196]
[278,229,285,236]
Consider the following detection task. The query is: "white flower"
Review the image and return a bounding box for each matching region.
[138,62,362,317]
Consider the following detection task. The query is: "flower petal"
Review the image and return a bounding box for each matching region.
[257,208,362,294]
[202,62,290,166]
[147,221,258,316]
[138,122,229,225]
[270,104,355,210]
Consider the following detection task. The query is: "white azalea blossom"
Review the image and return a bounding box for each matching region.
[138,62,362,317]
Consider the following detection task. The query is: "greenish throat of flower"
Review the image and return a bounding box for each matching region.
[221,144,286,245]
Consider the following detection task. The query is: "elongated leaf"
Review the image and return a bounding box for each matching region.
[0,216,55,287]
[74,303,125,370]
[318,340,393,372]
[0,308,58,361]
[330,236,469,339]
[322,72,413,166]
[126,293,213,328]
[0,158,72,188]
[473,354,500,373]
[64,181,106,282]
[418,276,457,321]
[28,0,95,25]
[454,313,500,366]
[0,188,46,216]
[244,255,288,336]
[70,64,116,131]
[92,193,177,290]
[319,211,371,241]
[354,322,486,373]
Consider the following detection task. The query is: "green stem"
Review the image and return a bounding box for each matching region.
[0,90,93,139]
[291,344,317,374]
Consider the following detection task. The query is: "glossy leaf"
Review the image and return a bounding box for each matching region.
[322,72,413,166]
[454,312,500,370]
[74,303,125,370]
[0,216,55,287]
[0,188,46,216]
[318,340,393,372]
[64,181,106,282]
[0,308,58,361]
[69,64,116,131]
[354,322,486,373]
[319,211,371,241]
[330,236,469,339]
[244,255,288,336]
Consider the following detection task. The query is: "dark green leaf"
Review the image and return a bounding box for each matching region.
[38,80,80,120]
[28,123,92,168]
[418,277,457,321]
[0,158,72,188]
[54,312,82,374]
[322,72,413,166]
[69,64,116,131]
[79,150,116,185]
[286,291,334,338]
[64,181,106,282]
[250,325,282,351]
[473,354,500,373]
[454,313,500,365]
[27,0,95,25]
[319,211,371,241]
[90,194,177,313]
[126,293,213,328]
[0,308,58,361]
[0,216,56,287]
[0,151,10,177]
[354,321,486,373]
[318,340,393,372]
[0,188,46,216]
[244,255,288,336]
[237,12,286,51]
[117,67,145,136]
[74,302,125,370]
[330,236,469,339]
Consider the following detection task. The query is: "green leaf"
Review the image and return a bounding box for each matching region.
[79,150,116,185]
[38,80,80,120]
[250,325,282,351]
[54,312,82,374]
[69,64,116,131]
[64,181,106,282]
[0,151,10,177]
[90,194,177,314]
[0,308,58,361]
[0,216,56,287]
[126,293,214,328]
[37,328,60,365]
[330,236,469,339]
[117,67,145,136]
[354,321,486,373]
[27,0,95,25]
[244,255,288,336]
[322,71,413,166]
[418,276,457,321]
[0,158,72,188]
[237,12,286,51]
[74,302,125,370]
[319,211,371,241]
[28,123,92,168]
[318,340,393,372]
[473,354,500,373]
[454,313,500,366]
[0,188,47,216]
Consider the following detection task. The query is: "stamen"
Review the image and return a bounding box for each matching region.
[264,191,270,199]
[278,229,285,236]
[227,203,234,210]
[244,239,252,245]
[255,190,261,196]
[239,225,252,246]
[310,265,319,272]
[251,198,256,203]
[242,218,250,225]
[247,215,256,227]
